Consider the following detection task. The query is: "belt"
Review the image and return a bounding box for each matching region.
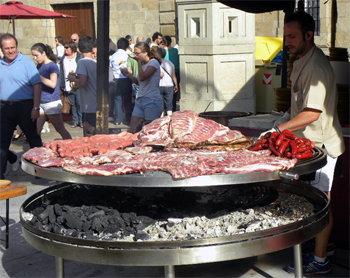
[1,99,32,105]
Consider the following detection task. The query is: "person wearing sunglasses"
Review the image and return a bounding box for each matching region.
[59,40,83,128]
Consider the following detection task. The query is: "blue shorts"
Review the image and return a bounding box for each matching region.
[132,97,163,121]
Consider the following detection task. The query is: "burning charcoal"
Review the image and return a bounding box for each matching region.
[88,210,105,220]
[52,223,64,234]
[82,220,92,232]
[47,205,56,224]
[37,208,50,222]
[34,221,44,230]
[56,215,65,225]
[66,229,79,237]
[31,207,45,217]
[65,212,83,230]
[104,224,121,234]
[166,222,176,232]
[42,224,52,232]
[84,231,99,240]
[54,204,63,216]
[134,231,150,241]
[91,217,104,232]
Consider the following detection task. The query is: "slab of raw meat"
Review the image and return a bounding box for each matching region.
[136,116,173,146]
[23,147,58,163]
[222,157,298,174]
[175,117,222,146]
[125,146,153,155]
[37,157,66,168]
[170,110,198,140]
[207,129,250,144]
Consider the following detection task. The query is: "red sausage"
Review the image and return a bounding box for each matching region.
[278,140,289,155]
[250,143,263,151]
[298,144,308,153]
[289,140,298,157]
[275,133,286,147]
[269,144,281,156]
[296,150,313,159]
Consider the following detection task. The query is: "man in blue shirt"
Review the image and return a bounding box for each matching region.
[0,33,43,178]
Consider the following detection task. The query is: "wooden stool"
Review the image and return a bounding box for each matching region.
[0,180,27,249]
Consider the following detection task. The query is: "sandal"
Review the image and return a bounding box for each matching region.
[71,124,78,128]
[12,132,24,141]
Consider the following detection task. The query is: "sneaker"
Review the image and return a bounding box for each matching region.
[41,127,50,133]
[286,253,332,275]
[304,257,332,275]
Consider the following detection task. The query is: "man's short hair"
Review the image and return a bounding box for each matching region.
[0,33,18,49]
[152,32,162,42]
[117,38,129,51]
[136,36,146,44]
[157,47,166,59]
[286,12,315,38]
[78,36,94,53]
[145,37,152,45]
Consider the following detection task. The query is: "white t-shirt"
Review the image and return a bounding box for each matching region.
[76,57,97,113]
[63,58,78,91]
[160,60,175,87]
[137,59,161,100]
[56,45,64,58]
[110,49,128,79]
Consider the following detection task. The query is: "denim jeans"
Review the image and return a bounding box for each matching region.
[159,86,174,112]
[68,91,82,125]
[1,100,42,178]
[132,97,163,121]
[113,78,132,124]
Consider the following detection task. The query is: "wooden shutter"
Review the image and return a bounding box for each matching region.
[53,3,95,42]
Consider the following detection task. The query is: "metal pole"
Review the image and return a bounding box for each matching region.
[164,265,175,278]
[293,244,303,278]
[5,199,9,249]
[55,257,64,278]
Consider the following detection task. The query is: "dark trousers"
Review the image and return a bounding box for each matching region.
[68,91,82,125]
[1,100,42,178]
[113,78,132,124]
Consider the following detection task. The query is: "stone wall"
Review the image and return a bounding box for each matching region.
[254,1,350,54]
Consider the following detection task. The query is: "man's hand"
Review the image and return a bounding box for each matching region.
[259,127,280,139]
[274,112,290,126]
[31,108,40,121]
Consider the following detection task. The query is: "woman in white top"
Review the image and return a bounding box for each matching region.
[122,42,163,133]
[157,47,178,116]
[55,36,65,60]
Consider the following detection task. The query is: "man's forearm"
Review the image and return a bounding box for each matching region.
[33,83,42,107]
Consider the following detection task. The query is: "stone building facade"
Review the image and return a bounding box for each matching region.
[1,0,348,56]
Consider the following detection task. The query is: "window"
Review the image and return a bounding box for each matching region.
[297,0,320,36]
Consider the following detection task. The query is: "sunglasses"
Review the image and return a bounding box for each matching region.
[72,39,77,42]
[64,46,70,49]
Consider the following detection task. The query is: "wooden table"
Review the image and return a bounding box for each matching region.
[0,181,27,249]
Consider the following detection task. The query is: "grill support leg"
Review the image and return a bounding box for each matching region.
[164,265,175,278]
[293,244,303,278]
[55,257,64,278]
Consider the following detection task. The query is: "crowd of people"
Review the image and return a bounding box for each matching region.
[0,31,180,176]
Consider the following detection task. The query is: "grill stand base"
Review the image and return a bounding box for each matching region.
[294,244,303,278]
[55,257,64,278]
[51,248,303,278]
